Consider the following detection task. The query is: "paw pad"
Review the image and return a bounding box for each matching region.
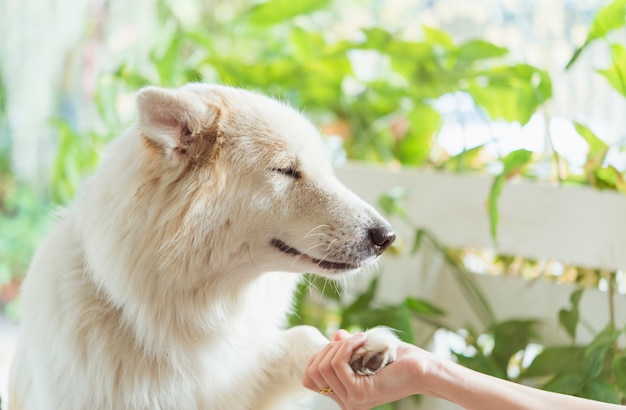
[348,328,399,376]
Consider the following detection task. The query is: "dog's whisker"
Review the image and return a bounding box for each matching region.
[304,225,330,238]
[300,242,326,257]
[302,275,316,291]
[326,238,338,252]
[319,278,330,301]
[290,234,326,250]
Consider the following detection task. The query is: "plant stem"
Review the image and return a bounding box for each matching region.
[608,270,616,331]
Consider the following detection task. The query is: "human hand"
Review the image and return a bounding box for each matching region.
[303,330,436,410]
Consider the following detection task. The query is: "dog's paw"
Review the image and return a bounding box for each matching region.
[349,327,400,375]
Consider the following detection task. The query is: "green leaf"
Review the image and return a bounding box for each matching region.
[466,82,520,123]
[386,304,415,343]
[581,379,621,404]
[387,40,434,61]
[597,44,626,97]
[543,373,585,395]
[501,149,533,174]
[584,325,621,379]
[248,0,331,26]
[558,310,579,340]
[490,319,539,373]
[345,304,415,344]
[612,351,626,395]
[396,102,441,165]
[594,166,626,192]
[573,122,609,179]
[360,27,394,50]
[289,27,326,60]
[567,0,626,68]
[558,288,584,341]
[340,278,379,329]
[152,33,182,85]
[488,149,533,242]
[523,346,586,378]
[575,122,608,159]
[456,40,508,62]
[587,0,626,41]
[378,187,408,217]
[468,65,551,124]
[423,26,455,50]
[570,287,584,306]
[405,297,446,316]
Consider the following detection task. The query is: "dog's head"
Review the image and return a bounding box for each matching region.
[134,84,395,277]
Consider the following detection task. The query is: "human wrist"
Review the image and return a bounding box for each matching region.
[414,350,450,399]
[393,344,440,398]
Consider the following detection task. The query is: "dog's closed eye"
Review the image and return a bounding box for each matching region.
[273,167,301,179]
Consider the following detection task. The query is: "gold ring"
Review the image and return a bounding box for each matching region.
[320,387,334,395]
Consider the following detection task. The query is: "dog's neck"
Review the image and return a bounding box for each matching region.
[88,255,296,354]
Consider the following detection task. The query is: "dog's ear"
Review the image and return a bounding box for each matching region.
[136,86,219,156]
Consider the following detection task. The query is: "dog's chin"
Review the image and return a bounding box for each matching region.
[270,238,366,274]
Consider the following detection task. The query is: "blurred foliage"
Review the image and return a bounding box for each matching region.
[487,0,626,240]
[563,0,626,198]
[519,285,626,404]
[50,119,108,204]
[107,0,551,165]
[0,72,50,319]
[0,180,52,320]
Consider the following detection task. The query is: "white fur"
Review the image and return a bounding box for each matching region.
[9,84,399,410]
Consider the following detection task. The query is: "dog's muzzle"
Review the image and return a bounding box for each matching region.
[271,224,396,271]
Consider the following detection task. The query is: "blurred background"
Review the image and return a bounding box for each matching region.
[1,0,625,408]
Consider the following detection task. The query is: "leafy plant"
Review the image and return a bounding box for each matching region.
[106,0,550,169]
[567,0,626,194]
[520,285,626,404]
[487,0,626,242]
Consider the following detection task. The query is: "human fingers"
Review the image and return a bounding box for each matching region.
[303,334,366,401]
[303,341,351,408]
[303,336,354,391]
[317,333,367,399]
[317,333,364,395]
[331,329,353,342]
[314,340,350,402]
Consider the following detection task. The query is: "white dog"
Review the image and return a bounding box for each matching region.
[9,84,399,409]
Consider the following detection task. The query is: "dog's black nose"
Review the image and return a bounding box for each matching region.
[368,226,396,256]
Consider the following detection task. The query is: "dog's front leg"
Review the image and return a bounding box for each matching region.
[255,325,329,409]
